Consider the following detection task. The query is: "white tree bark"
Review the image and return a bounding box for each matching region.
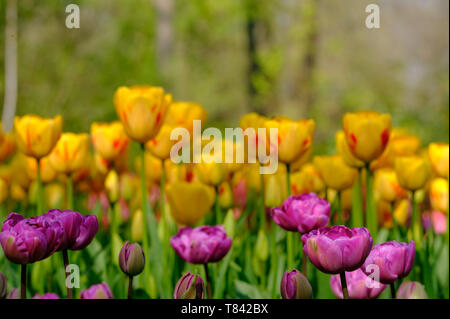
[2,0,18,132]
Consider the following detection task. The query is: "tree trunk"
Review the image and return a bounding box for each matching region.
[2,0,18,132]
[153,0,173,73]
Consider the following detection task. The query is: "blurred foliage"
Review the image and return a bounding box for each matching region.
[0,0,448,156]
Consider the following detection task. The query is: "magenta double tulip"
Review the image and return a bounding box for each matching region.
[32,293,60,299]
[0,213,62,264]
[301,225,373,274]
[330,268,386,299]
[361,241,415,284]
[271,193,330,233]
[280,269,312,299]
[80,282,114,299]
[38,209,98,251]
[174,272,205,299]
[170,225,232,264]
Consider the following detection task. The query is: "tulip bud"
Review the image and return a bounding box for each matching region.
[105,170,120,203]
[397,281,428,299]
[0,272,6,299]
[174,272,205,299]
[281,269,312,299]
[119,241,145,277]
[218,182,233,210]
[255,229,269,262]
[223,209,236,239]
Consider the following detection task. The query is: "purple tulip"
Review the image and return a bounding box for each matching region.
[361,241,415,284]
[330,268,387,299]
[280,269,312,299]
[301,225,373,274]
[170,225,232,264]
[271,193,330,233]
[396,281,428,299]
[80,282,114,299]
[174,272,205,299]
[7,288,19,299]
[0,213,62,264]
[119,241,145,277]
[0,272,6,299]
[32,293,60,299]
[39,209,98,251]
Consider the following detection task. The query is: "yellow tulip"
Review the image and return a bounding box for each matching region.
[395,156,431,191]
[91,121,129,161]
[313,155,358,191]
[25,156,57,184]
[9,154,32,189]
[429,177,448,213]
[45,182,65,209]
[146,101,207,159]
[336,130,364,168]
[218,181,233,210]
[231,162,261,194]
[105,170,120,203]
[290,148,312,172]
[166,181,215,226]
[194,146,227,186]
[265,117,315,164]
[131,209,144,242]
[393,199,411,226]
[135,151,162,184]
[0,125,15,163]
[10,182,27,201]
[428,143,449,178]
[374,168,407,202]
[342,111,392,163]
[0,178,8,204]
[14,115,62,159]
[264,163,287,207]
[371,129,421,170]
[114,85,171,143]
[164,160,196,184]
[290,163,325,195]
[48,133,90,174]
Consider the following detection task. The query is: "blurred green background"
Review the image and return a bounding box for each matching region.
[0,0,448,155]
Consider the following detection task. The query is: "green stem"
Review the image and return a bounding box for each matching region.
[340,272,349,299]
[336,191,342,225]
[62,249,73,299]
[139,143,151,293]
[259,171,265,229]
[215,186,222,224]
[365,164,377,238]
[36,159,43,215]
[204,264,212,299]
[66,174,73,210]
[351,168,364,228]
[287,231,294,269]
[21,264,27,299]
[286,163,291,197]
[411,191,422,249]
[160,166,166,219]
[128,276,133,299]
[390,283,396,299]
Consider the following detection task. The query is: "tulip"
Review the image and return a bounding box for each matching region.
[264,164,287,208]
[289,163,325,196]
[302,225,372,273]
[80,282,114,299]
[374,168,406,203]
[362,241,415,290]
[239,113,267,153]
[171,225,232,265]
[271,193,330,234]
[264,117,315,164]
[395,156,431,191]
[32,293,60,299]
[429,178,448,213]
[0,125,15,163]
[217,181,233,210]
[166,181,215,226]
[174,272,205,299]
[194,151,227,187]
[131,209,144,242]
[396,281,428,299]
[0,272,6,299]
[314,155,358,191]
[147,101,207,160]
[135,151,162,183]
[330,268,387,299]
[105,170,120,203]
[7,288,19,299]
[280,269,312,299]
[342,111,392,163]
[336,131,364,168]
[428,143,449,178]
[114,85,172,143]
[393,199,411,227]
[370,129,421,170]
[14,115,63,159]
[422,211,446,235]
[48,133,90,174]
[25,156,57,184]
[290,148,312,172]
[90,121,130,161]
